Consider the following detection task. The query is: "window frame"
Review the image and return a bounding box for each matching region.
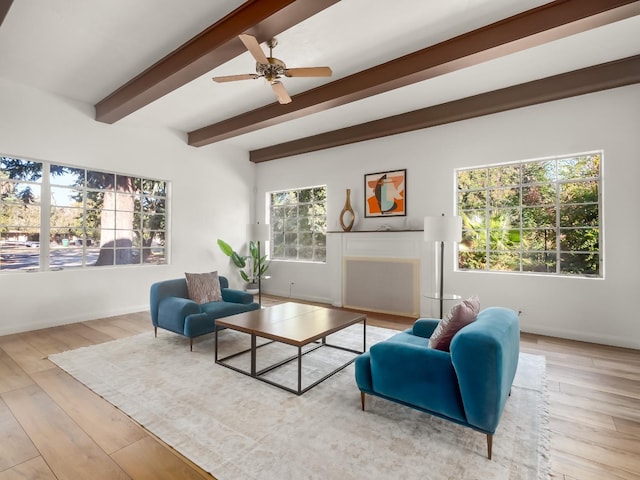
[455,151,602,278]
[267,184,327,263]
[1,154,169,273]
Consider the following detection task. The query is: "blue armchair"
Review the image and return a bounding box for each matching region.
[355,307,519,459]
[150,276,260,350]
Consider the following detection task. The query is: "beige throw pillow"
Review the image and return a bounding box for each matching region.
[428,295,480,351]
[185,271,222,304]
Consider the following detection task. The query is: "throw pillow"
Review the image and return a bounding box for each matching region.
[428,295,480,352]
[185,271,222,304]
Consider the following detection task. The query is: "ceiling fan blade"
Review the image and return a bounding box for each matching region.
[239,34,269,64]
[212,74,259,83]
[284,67,332,78]
[271,81,292,104]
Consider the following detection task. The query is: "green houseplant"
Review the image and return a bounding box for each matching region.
[217,238,271,290]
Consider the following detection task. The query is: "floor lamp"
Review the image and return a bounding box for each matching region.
[246,222,270,307]
[424,214,462,319]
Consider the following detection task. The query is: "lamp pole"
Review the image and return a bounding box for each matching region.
[439,239,445,319]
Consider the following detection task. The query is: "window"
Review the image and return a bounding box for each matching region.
[456,152,601,277]
[269,185,327,262]
[1,156,168,272]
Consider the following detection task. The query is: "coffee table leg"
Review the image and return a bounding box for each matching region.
[251,334,256,376]
[298,346,302,394]
[363,317,367,352]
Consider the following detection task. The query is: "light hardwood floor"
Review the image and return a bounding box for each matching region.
[0,297,638,479]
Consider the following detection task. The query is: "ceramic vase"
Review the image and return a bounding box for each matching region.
[339,188,355,232]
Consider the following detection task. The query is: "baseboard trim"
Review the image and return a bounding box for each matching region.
[520,324,639,350]
[0,304,149,336]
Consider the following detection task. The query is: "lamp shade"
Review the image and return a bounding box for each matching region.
[247,223,270,242]
[423,215,462,242]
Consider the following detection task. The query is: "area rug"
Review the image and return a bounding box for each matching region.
[49,324,550,480]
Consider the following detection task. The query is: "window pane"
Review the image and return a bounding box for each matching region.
[1,157,42,181]
[489,165,520,187]
[522,206,556,228]
[522,160,555,183]
[560,180,598,203]
[116,192,137,211]
[458,251,486,270]
[143,247,166,265]
[0,246,39,270]
[522,229,556,250]
[560,204,598,227]
[560,253,599,275]
[522,252,556,273]
[489,187,519,207]
[50,247,85,268]
[87,171,115,190]
[1,204,41,227]
[51,186,83,206]
[522,184,556,206]
[116,175,140,193]
[142,197,165,213]
[558,154,600,180]
[2,183,41,205]
[458,190,486,209]
[50,206,84,229]
[458,169,487,190]
[142,179,166,196]
[560,228,599,252]
[489,252,520,271]
[489,208,520,228]
[50,166,84,187]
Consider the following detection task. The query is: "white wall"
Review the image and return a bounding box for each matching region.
[0,79,254,335]
[256,85,640,349]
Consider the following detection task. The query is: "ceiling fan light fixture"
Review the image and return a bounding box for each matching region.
[212,33,332,105]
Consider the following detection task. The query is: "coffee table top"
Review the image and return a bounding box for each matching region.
[215,302,366,347]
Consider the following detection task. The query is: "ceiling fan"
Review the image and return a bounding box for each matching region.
[212,34,332,104]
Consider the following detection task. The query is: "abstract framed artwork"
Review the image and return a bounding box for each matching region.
[364,169,406,217]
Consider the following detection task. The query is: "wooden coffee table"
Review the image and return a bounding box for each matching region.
[214,302,366,395]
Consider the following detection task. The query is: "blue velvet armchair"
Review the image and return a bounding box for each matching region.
[150,276,259,350]
[355,307,520,459]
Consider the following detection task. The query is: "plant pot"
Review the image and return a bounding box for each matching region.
[246,282,259,294]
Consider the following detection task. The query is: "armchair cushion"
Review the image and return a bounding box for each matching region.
[221,288,254,304]
[412,318,440,338]
[429,295,480,351]
[368,336,466,423]
[157,297,200,334]
[185,271,222,304]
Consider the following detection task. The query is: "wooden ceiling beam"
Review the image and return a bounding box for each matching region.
[249,55,640,163]
[189,0,640,147]
[0,0,13,27]
[94,0,340,124]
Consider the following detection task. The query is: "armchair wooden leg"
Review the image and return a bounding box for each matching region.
[360,392,365,411]
[190,338,193,352]
[154,326,157,338]
[486,434,493,460]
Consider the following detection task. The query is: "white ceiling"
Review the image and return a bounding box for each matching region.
[1,0,639,153]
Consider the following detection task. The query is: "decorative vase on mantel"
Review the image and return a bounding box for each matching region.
[339,188,356,232]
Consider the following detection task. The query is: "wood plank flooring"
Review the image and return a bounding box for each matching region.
[0,297,638,479]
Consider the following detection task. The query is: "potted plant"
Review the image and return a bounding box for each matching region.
[217,239,271,292]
